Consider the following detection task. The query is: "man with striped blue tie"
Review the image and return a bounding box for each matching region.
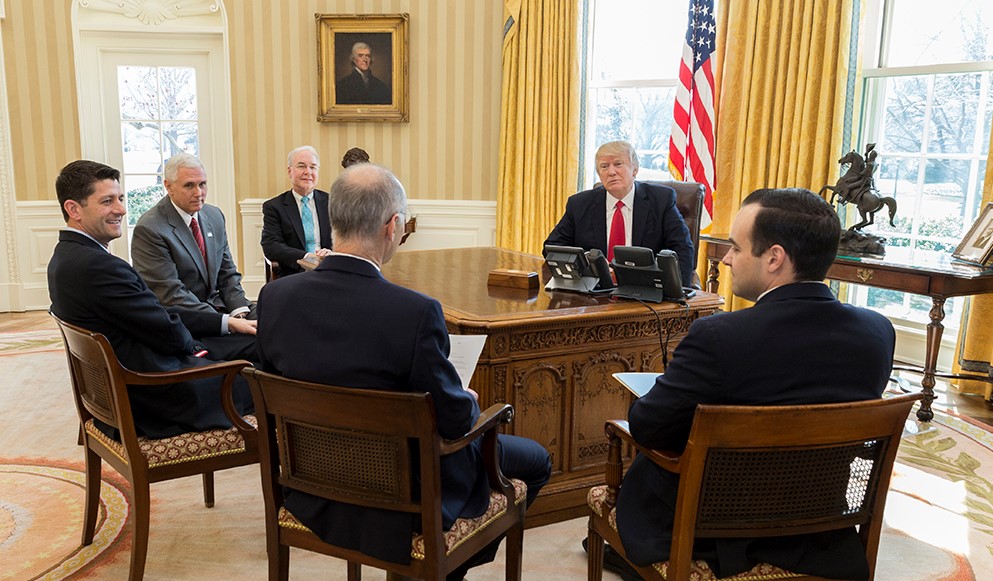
[261,145,333,276]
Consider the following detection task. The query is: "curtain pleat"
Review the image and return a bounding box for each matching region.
[497,0,580,255]
[713,0,855,312]
[952,122,993,399]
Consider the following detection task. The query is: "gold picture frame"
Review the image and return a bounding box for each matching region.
[953,202,993,265]
[316,13,409,123]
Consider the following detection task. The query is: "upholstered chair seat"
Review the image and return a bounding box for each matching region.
[277,478,527,561]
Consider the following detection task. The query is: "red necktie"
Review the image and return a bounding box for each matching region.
[608,200,625,262]
[190,216,207,266]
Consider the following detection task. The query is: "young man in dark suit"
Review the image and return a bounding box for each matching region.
[543,140,695,285]
[256,163,551,581]
[609,188,895,580]
[260,145,332,275]
[48,160,254,439]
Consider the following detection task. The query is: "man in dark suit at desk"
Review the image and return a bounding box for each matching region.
[132,152,255,308]
[256,163,551,581]
[48,160,254,438]
[543,140,695,285]
[607,188,895,580]
[260,146,332,275]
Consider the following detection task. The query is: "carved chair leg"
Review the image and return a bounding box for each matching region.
[268,537,288,581]
[81,445,101,545]
[129,482,151,581]
[346,561,361,580]
[202,471,215,508]
[587,523,606,581]
[505,518,524,581]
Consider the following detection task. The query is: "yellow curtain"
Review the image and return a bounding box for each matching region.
[952,124,993,399]
[497,0,581,255]
[713,0,856,311]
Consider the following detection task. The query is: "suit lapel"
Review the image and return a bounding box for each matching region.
[314,190,332,248]
[631,182,651,247]
[198,208,219,291]
[590,188,608,250]
[283,191,306,247]
[163,198,209,284]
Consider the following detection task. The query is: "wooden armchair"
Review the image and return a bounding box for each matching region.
[587,394,921,581]
[241,368,527,581]
[51,314,258,581]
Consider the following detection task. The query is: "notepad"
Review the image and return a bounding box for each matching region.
[612,372,661,398]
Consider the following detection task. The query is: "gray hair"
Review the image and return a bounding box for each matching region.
[329,164,407,241]
[164,152,205,182]
[351,42,371,60]
[287,145,320,167]
[595,141,639,170]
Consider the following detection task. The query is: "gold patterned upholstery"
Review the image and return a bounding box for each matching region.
[243,367,527,581]
[277,478,527,560]
[84,415,257,468]
[587,396,921,581]
[587,485,803,580]
[52,313,257,581]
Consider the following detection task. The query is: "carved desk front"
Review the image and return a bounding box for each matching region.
[383,247,724,525]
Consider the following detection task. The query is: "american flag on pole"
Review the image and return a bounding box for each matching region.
[669,0,716,233]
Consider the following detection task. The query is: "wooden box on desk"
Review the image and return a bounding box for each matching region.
[487,268,539,290]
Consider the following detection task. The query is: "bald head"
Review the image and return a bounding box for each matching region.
[328,164,407,242]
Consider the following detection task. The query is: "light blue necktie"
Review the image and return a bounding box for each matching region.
[301,195,316,253]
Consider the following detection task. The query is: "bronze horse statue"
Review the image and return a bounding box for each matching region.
[818,147,897,231]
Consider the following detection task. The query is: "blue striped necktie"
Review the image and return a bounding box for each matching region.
[301,195,316,253]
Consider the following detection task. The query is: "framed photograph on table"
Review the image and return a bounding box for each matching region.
[316,13,409,123]
[953,202,993,265]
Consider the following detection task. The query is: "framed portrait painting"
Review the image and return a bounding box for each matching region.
[316,13,409,122]
[953,202,993,265]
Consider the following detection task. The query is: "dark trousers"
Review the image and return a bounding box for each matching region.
[447,434,552,581]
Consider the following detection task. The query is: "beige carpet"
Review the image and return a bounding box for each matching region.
[1,330,991,580]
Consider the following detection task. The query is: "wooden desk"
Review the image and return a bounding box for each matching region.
[381,247,723,525]
[702,235,993,422]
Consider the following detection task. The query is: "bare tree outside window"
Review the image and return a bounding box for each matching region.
[117,66,200,225]
[856,0,993,326]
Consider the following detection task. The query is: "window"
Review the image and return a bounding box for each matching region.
[118,66,200,226]
[581,0,694,187]
[855,0,993,330]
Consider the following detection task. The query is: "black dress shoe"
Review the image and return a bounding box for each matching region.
[582,537,645,580]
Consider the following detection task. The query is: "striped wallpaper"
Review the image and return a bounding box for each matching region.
[3,0,504,203]
[2,0,81,202]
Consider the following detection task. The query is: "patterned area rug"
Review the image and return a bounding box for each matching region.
[0,460,130,581]
[1,329,992,580]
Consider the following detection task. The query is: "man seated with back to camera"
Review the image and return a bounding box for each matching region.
[543,140,695,286]
[256,163,552,581]
[597,188,895,581]
[48,160,254,440]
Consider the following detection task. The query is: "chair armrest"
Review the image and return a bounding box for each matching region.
[123,359,256,433]
[605,420,682,473]
[122,359,254,385]
[439,403,513,455]
[441,403,517,500]
[601,420,684,511]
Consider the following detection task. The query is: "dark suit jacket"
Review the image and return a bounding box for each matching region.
[544,181,695,285]
[47,230,253,439]
[260,190,332,275]
[256,255,488,564]
[336,68,391,104]
[616,283,895,580]
[132,196,250,314]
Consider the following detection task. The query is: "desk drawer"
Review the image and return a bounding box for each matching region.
[828,263,930,294]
